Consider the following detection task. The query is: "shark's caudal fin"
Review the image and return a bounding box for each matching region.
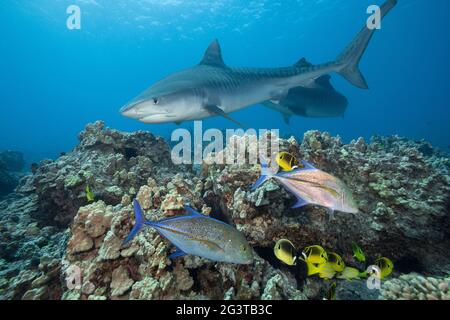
[336,0,397,89]
[122,199,148,246]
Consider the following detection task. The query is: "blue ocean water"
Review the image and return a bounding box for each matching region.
[1,0,449,165]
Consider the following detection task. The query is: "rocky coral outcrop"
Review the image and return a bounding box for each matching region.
[0,194,68,300]
[0,151,25,197]
[60,181,305,300]
[16,121,183,227]
[205,131,450,276]
[1,122,449,300]
[379,273,450,300]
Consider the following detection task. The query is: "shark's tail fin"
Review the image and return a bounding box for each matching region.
[336,0,397,89]
[122,199,147,246]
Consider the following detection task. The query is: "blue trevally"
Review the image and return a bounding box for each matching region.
[123,200,253,264]
[251,161,359,214]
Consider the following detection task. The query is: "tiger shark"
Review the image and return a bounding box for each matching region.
[262,58,349,124]
[120,0,397,126]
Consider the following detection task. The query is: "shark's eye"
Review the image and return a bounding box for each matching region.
[153,98,159,105]
[240,245,247,252]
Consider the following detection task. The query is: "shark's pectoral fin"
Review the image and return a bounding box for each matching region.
[174,121,183,125]
[204,104,246,128]
[261,101,295,124]
[283,114,292,125]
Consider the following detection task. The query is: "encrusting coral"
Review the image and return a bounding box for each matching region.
[15,121,180,227]
[204,131,450,275]
[379,273,450,300]
[0,122,448,300]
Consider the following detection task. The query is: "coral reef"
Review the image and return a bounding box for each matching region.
[1,122,449,300]
[0,193,67,299]
[205,131,450,275]
[16,121,181,227]
[59,185,305,300]
[0,151,25,197]
[379,273,450,300]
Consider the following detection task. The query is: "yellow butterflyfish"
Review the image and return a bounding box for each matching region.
[275,152,299,172]
[328,252,345,272]
[374,257,394,279]
[302,245,328,265]
[274,239,297,266]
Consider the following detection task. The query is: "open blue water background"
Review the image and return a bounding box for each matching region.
[1,0,449,165]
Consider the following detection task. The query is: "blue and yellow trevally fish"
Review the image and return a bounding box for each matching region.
[251,161,358,214]
[123,199,253,264]
[275,152,300,172]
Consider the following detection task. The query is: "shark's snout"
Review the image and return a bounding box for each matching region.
[120,101,145,119]
[120,100,177,123]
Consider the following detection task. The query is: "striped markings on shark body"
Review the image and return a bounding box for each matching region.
[120,0,397,126]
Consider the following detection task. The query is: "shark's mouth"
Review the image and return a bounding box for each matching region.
[139,114,177,122]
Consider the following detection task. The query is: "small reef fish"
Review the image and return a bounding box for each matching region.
[275,152,299,172]
[351,242,366,263]
[252,161,359,214]
[86,185,94,202]
[328,252,345,272]
[302,245,328,265]
[337,267,361,280]
[123,199,253,264]
[306,262,336,279]
[324,282,337,301]
[375,257,394,279]
[274,239,297,266]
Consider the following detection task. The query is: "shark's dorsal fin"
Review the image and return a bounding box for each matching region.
[295,57,313,68]
[315,75,333,89]
[199,39,227,68]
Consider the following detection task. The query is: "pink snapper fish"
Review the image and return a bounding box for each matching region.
[251,160,358,214]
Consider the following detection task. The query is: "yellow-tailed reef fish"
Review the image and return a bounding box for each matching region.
[351,242,366,263]
[306,262,336,279]
[274,239,297,266]
[86,185,94,202]
[123,199,253,264]
[275,152,300,172]
[252,161,358,214]
[337,267,361,280]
